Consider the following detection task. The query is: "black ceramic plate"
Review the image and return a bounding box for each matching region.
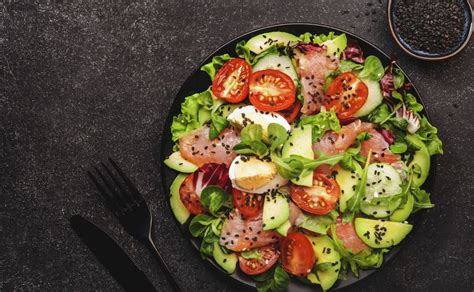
[159,23,436,291]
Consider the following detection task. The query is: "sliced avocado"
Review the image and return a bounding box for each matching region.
[164,151,198,173]
[405,134,430,187]
[169,174,190,224]
[354,77,383,117]
[322,34,347,58]
[245,31,300,54]
[263,192,289,230]
[354,218,413,248]
[198,108,211,125]
[253,53,298,85]
[306,235,341,291]
[335,164,362,212]
[212,242,238,274]
[390,194,414,222]
[282,125,314,187]
[276,219,292,236]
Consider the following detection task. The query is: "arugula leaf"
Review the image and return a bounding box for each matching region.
[209,113,229,140]
[411,185,434,211]
[298,107,341,143]
[268,123,289,151]
[240,249,263,260]
[272,151,347,180]
[339,132,371,171]
[255,264,290,292]
[200,186,230,216]
[200,54,233,80]
[343,151,372,223]
[359,56,384,81]
[271,152,305,180]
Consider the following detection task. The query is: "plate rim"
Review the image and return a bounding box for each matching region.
[158,22,437,291]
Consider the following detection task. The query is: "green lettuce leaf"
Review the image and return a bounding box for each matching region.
[171,88,214,143]
[236,40,254,63]
[200,54,233,80]
[298,107,341,143]
[416,116,443,155]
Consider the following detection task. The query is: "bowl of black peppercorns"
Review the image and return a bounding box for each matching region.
[388,0,473,60]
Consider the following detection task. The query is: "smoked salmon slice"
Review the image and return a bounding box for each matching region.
[179,125,240,167]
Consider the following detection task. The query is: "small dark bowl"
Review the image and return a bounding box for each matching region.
[388,0,473,60]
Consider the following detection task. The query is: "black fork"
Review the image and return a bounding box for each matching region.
[87,158,182,292]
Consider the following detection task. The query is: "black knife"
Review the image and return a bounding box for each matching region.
[70,215,156,292]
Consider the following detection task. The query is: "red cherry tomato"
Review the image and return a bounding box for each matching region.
[239,244,280,275]
[326,72,368,119]
[280,233,316,277]
[212,58,251,103]
[290,172,340,215]
[179,173,205,215]
[232,189,263,219]
[277,101,302,123]
[249,69,296,112]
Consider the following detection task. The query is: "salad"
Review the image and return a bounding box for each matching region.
[164,30,443,291]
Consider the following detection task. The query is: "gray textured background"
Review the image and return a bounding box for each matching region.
[1,0,473,291]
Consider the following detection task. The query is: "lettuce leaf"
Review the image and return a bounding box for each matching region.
[236,40,254,63]
[416,116,443,155]
[299,32,338,44]
[200,54,233,80]
[171,88,214,143]
[298,107,341,143]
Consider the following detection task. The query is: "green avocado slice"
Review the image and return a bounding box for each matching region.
[354,218,412,248]
[169,174,190,224]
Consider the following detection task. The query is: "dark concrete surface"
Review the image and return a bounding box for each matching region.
[1,0,473,291]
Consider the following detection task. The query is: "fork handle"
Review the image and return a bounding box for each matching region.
[143,238,183,292]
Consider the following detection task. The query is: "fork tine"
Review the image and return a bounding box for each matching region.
[87,170,121,217]
[100,162,135,206]
[93,166,127,211]
[108,158,143,202]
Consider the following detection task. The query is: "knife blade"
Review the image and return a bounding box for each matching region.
[70,215,156,292]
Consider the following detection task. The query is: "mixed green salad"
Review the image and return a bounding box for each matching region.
[164,31,443,291]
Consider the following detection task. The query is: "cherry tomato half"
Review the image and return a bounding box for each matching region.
[325,72,368,119]
[277,101,302,123]
[239,244,280,275]
[232,189,263,219]
[249,69,296,112]
[212,58,251,103]
[179,173,205,215]
[290,172,340,215]
[280,233,316,277]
